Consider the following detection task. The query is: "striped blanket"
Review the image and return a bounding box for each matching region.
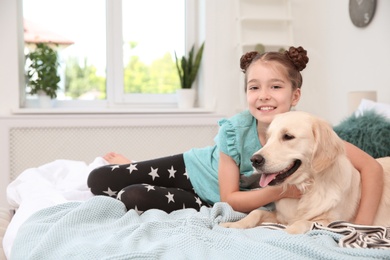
[10,196,390,260]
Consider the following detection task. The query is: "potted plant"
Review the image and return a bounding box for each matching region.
[174,42,204,108]
[25,42,61,107]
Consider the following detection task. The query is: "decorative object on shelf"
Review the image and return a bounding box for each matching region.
[349,0,376,28]
[254,44,286,54]
[254,44,265,54]
[25,42,61,107]
[174,42,205,108]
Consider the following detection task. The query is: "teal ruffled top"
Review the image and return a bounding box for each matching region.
[183,110,262,205]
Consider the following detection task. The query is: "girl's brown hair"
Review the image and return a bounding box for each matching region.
[240,46,309,90]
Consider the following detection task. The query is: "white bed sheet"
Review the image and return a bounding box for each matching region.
[3,157,107,259]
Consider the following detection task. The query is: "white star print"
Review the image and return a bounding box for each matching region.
[133,205,144,215]
[148,167,159,180]
[165,192,175,203]
[110,165,120,171]
[144,184,155,191]
[168,166,176,178]
[117,189,125,200]
[195,197,202,207]
[183,171,189,179]
[103,187,117,197]
[127,164,138,174]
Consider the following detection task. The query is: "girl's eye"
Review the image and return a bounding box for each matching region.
[271,85,281,89]
[248,86,258,90]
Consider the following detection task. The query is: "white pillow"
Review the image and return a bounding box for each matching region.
[355,99,390,119]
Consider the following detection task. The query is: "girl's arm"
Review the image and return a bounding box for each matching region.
[218,152,300,213]
[344,141,384,225]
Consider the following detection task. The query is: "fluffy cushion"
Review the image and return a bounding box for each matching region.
[333,110,390,158]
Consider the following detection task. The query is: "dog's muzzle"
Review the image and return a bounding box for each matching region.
[251,154,302,187]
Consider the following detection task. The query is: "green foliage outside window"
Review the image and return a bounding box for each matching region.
[123,41,180,94]
[64,57,106,99]
[124,52,180,94]
[64,49,180,99]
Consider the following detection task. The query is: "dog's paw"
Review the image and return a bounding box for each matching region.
[284,225,302,234]
[220,221,246,229]
[220,222,237,228]
[220,220,258,229]
[285,220,313,234]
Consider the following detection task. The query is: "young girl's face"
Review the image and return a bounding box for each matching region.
[246,60,301,126]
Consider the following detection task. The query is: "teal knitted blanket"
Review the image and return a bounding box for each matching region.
[10,196,390,260]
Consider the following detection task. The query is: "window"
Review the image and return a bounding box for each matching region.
[22,0,192,109]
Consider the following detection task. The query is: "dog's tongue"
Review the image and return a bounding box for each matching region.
[259,173,278,187]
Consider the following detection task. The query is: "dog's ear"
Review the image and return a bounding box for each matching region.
[311,119,345,173]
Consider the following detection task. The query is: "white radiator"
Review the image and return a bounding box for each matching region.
[0,113,222,207]
[9,124,219,181]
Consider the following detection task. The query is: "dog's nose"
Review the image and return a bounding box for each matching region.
[251,154,264,168]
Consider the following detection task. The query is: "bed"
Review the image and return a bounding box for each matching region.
[2,99,390,260]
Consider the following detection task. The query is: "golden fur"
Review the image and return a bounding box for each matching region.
[221,111,390,234]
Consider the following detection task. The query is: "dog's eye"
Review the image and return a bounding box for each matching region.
[283,133,295,141]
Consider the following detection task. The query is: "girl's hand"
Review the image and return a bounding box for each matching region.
[281,185,301,199]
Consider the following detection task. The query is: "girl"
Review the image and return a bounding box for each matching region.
[88,46,383,224]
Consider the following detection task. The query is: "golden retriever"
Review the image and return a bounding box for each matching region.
[221,111,390,234]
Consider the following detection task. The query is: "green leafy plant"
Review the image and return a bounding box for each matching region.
[174,42,205,89]
[25,43,61,99]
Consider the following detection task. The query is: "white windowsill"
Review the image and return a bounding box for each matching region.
[12,107,216,115]
[4,107,224,126]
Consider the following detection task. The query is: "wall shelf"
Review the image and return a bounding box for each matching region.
[235,0,293,110]
[236,0,293,54]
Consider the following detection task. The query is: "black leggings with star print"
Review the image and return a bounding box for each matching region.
[87,154,210,213]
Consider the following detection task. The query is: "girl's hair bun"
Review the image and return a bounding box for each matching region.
[285,46,309,71]
[240,51,259,72]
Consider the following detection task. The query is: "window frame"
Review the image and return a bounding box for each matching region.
[22,0,200,110]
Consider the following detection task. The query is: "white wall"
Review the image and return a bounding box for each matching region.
[204,0,390,124]
[291,0,390,124]
[0,0,23,115]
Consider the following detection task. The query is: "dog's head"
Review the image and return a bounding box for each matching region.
[252,111,345,188]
